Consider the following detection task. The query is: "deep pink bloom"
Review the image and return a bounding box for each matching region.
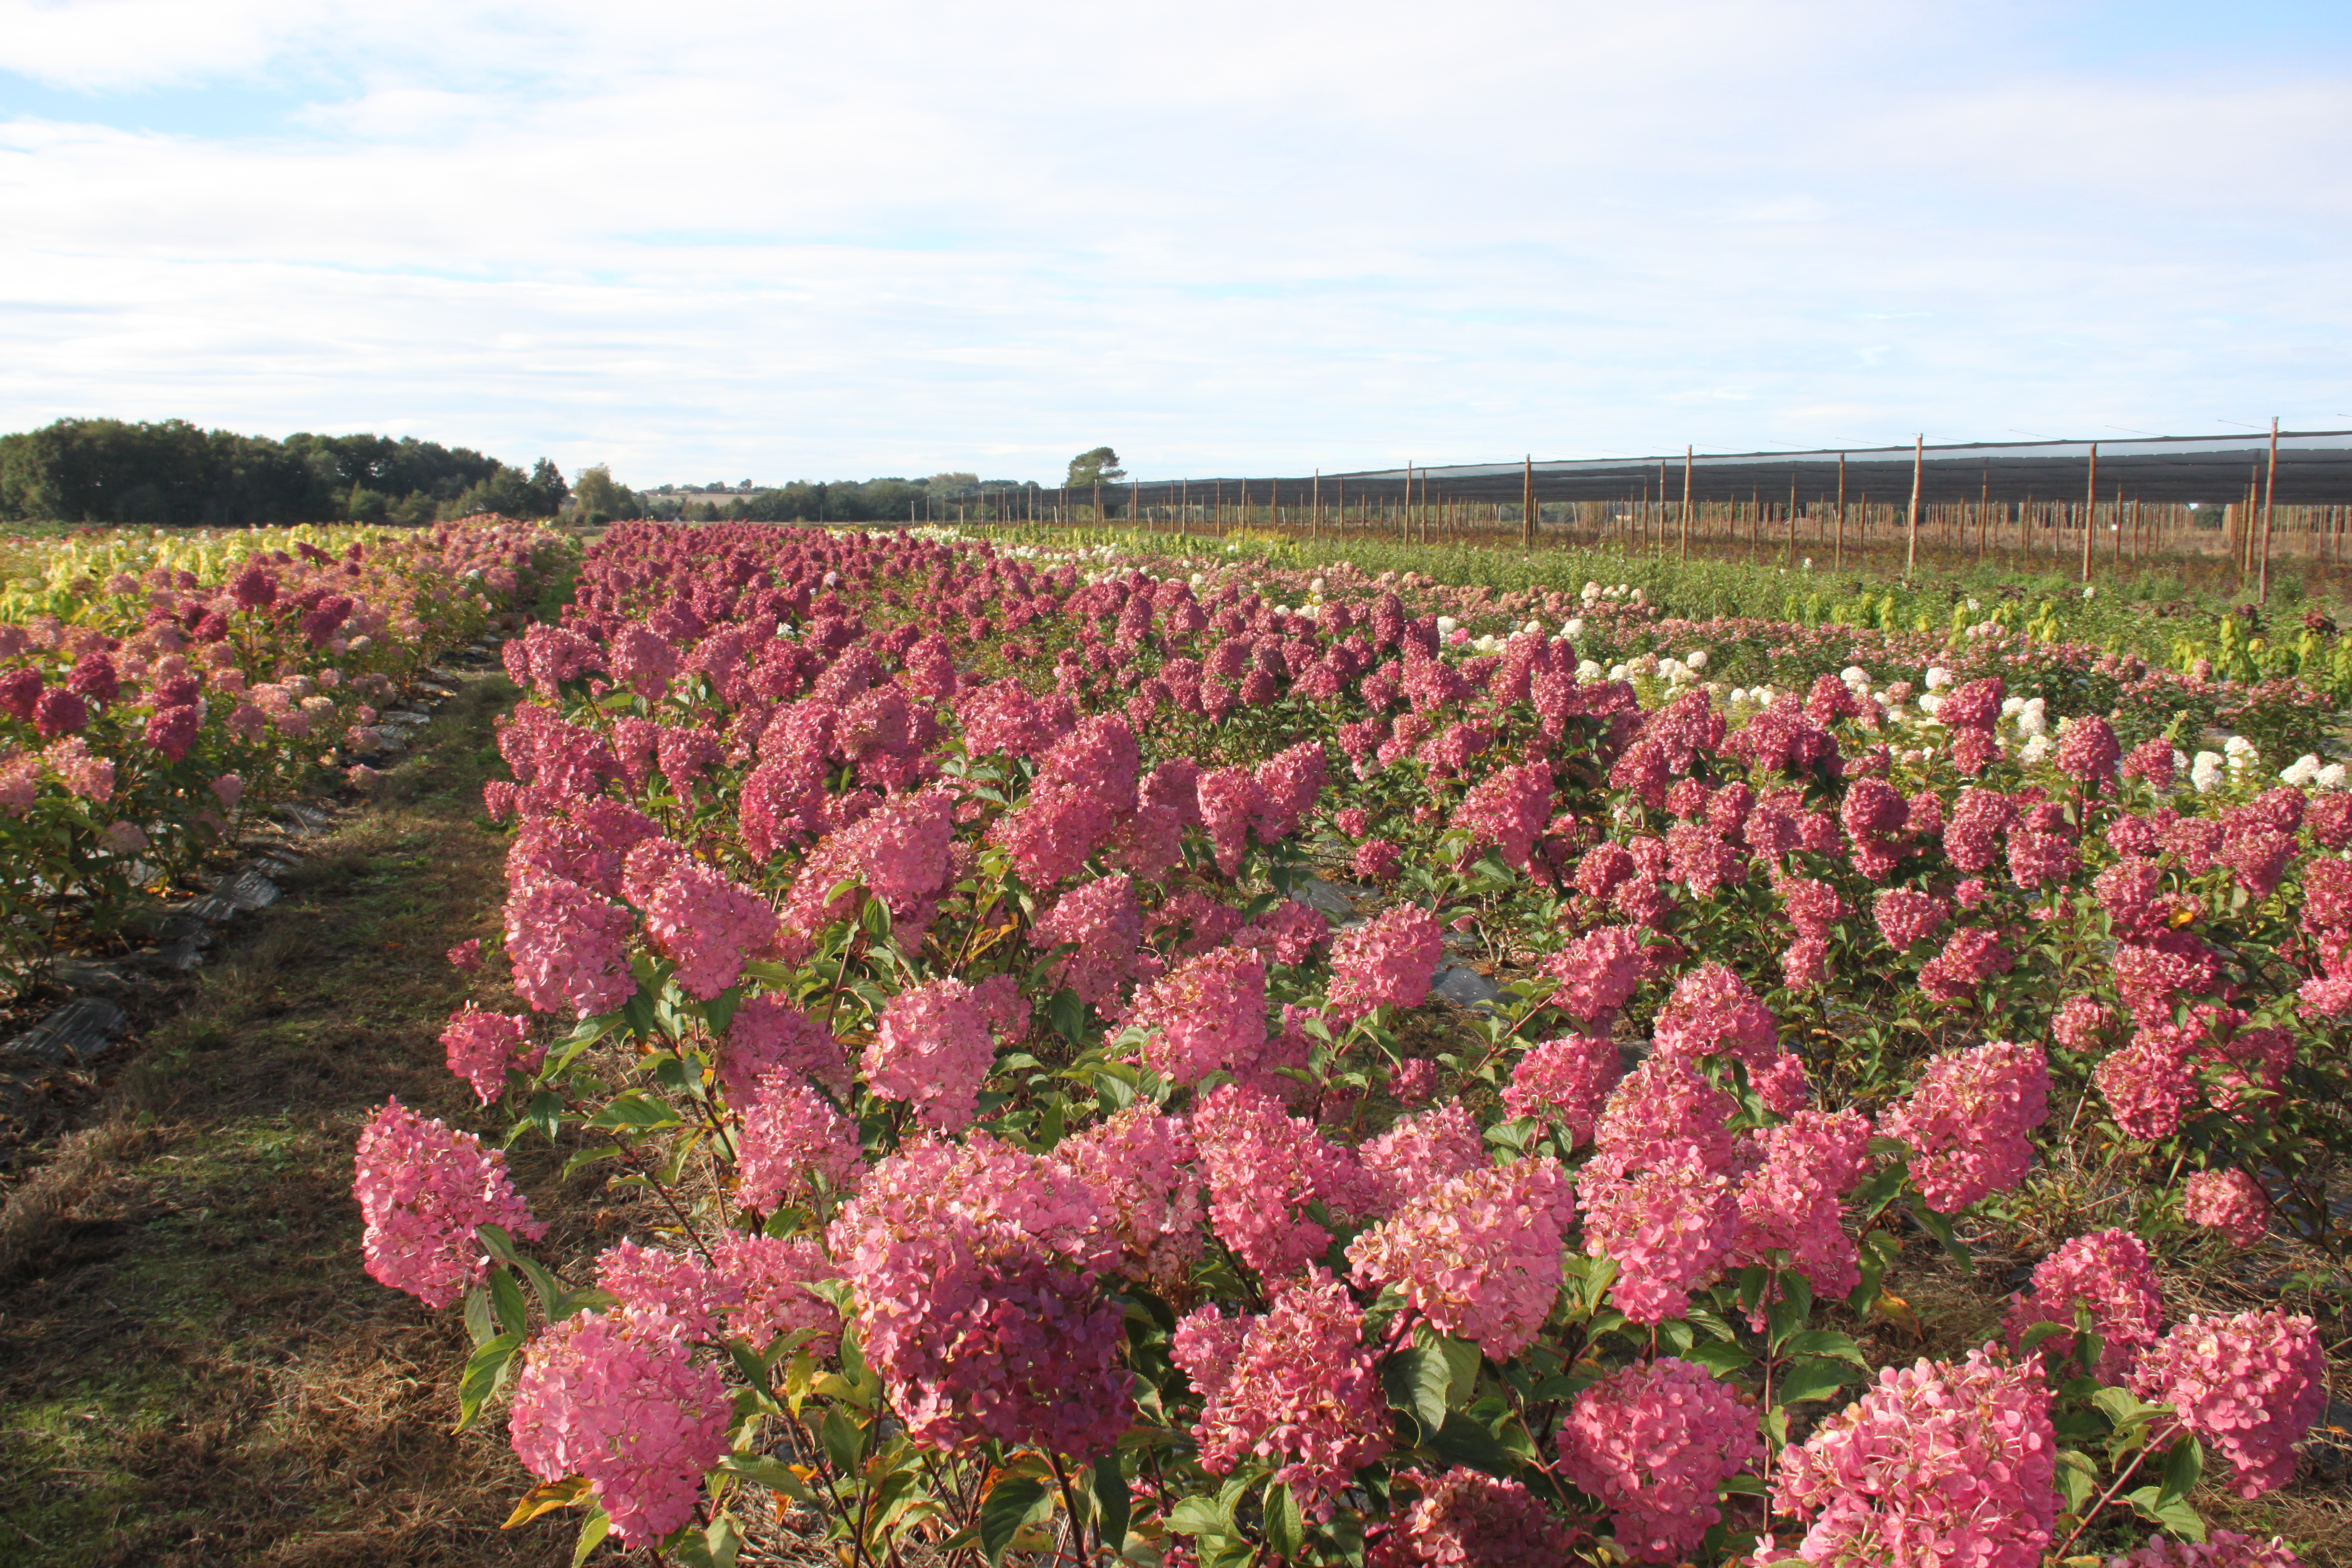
[1650,962,1778,1070]
[2183,1168,2270,1248]
[2003,1228,2165,1382]
[1349,1159,1575,1359]
[1881,1039,2049,1213]
[1326,904,1444,1022]
[2133,1311,2326,1498]
[1130,945,1268,1085]
[1556,1358,1760,1563]
[1542,924,1646,1026]
[862,976,1020,1131]
[352,1097,546,1309]
[1502,1034,1621,1144]
[737,1069,866,1210]
[438,1005,542,1104]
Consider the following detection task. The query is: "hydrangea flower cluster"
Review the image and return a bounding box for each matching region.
[1051,1104,1207,1287]
[736,1069,866,1211]
[1129,945,1268,1085]
[1765,1348,2056,1568]
[1190,1083,1365,1277]
[507,1308,733,1544]
[1171,1269,1391,1519]
[2107,1531,2306,1568]
[437,1005,542,1104]
[2132,1310,2326,1497]
[1555,1358,1760,1563]
[1880,1039,2049,1213]
[2182,1168,2271,1247]
[861,975,1025,1131]
[1326,903,1445,1022]
[1501,1033,1622,1144]
[2002,1227,2165,1382]
[352,1098,546,1308]
[1348,1158,1575,1358]
[1367,1469,1581,1568]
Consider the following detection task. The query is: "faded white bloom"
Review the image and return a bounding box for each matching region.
[2281,755,2324,788]
[1684,649,1709,671]
[2319,763,2349,790]
[2192,751,2227,793]
[1563,617,1586,638]
[1924,666,1953,690]
[2021,733,2055,765]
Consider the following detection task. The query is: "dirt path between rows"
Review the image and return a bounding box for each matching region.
[0,673,598,1567]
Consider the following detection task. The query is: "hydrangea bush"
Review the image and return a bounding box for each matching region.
[0,517,566,971]
[358,524,2343,1564]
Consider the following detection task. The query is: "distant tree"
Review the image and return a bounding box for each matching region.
[926,472,980,497]
[1066,447,1124,488]
[571,464,633,523]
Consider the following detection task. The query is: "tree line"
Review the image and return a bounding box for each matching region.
[0,418,571,527]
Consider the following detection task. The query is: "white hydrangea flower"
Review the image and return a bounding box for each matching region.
[2191,751,2226,792]
[1436,616,1458,636]
[1924,666,1953,690]
[1685,650,1709,670]
[1841,665,1869,687]
[2021,734,2055,765]
[1918,693,1944,718]
[1564,617,1586,638]
[1582,581,1603,602]
[1609,663,1630,681]
[2320,763,2349,790]
[1524,620,1544,635]
[2281,755,2323,787]
[2017,699,2049,737]
[2001,695,2026,717]
[1576,659,1604,681]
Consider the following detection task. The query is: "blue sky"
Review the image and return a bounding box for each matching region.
[3,0,2351,488]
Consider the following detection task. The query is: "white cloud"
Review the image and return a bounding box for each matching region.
[0,0,2349,483]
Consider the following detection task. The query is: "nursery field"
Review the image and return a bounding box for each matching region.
[6,517,2352,1566]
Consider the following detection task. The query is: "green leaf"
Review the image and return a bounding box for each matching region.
[489,1266,531,1338]
[979,1476,1052,1566]
[455,1331,524,1433]
[587,1091,680,1131]
[1907,1196,1972,1266]
[1850,1158,1907,1219]
[1683,1339,1756,1375]
[1438,1335,1482,1407]
[2055,1449,2100,1515]
[2158,1435,2204,1506]
[819,1405,866,1474]
[559,1144,625,1182]
[1166,1494,1231,1538]
[1776,1329,1868,1367]
[1093,1453,1131,1554]
[1421,1411,1519,1477]
[1383,1346,1452,1433]
[1765,1274,1815,1349]
[1050,987,1086,1046]
[714,1453,819,1505]
[1262,1480,1304,1562]
[572,1504,611,1567]
[1773,1358,1861,1407]
[476,1222,520,1266]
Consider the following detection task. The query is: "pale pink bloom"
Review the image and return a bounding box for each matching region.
[1053,1104,1207,1288]
[351,1097,545,1309]
[1880,1039,2048,1213]
[1348,1158,1575,1359]
[1557,1358,1760,1563]
[2183,1168,2270,1248]
[1326,903,1445,1022]
[438,1005,542,1104]
[2003,1228,2165,1383]
[1502,1034,1621,1145]
[2133,1310,2327,1498]
[737,1069,866,1210]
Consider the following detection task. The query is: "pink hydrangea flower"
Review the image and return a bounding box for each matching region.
[1348,1158,1576,1359]
[1368,1468,1582,1568]
[2095,1024,2198,1141]
[638,850,780,1001]
[714,993,850,1103]
[1880,1039,2049,1213]
[1556,1358,1760,1563]
[593,1238,743,1341]
[1590,1058,1737,1177]
[2132,1310,2327,1498]
[1651,962,1778,1069]
[1389,1057,1439,1104]
[1053,1104,1207,1287]
[1873,886,1949,951]
[1731,1108,1873,1303]
[828,1135,1130,1459]
[1170,1268,1390,1519]
[438,1005,542,1104]
[1031,873,1143,1014]
[1543,925,1647,1026]
[1326,904,1445,1022]
[1766,1347,2055,1568]
[1190,1083,1366,1278]
[352,1097,546,1309]
[737,1069,866,1211]
[507,1309,731,1544]
[1129,945,1268,1085]
[1577,1151,1739,1324]
[1915,925,2015,1004]
[504,873,637,1018]
[2003,1228,2165,1383]
[1357,1102,1487,1216]
[445,937,482,972]
[1452,761,1555,873]
[1502,1034,1621,1145]
[2182,1168,2270,1248]
[862,976,1019,1132]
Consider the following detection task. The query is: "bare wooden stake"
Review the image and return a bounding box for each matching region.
[1834,453,1847,570]
[2259,418,2279,603]
[2080,442,2098,583]
[1521,454,1534,549]
[1905,434,1923,576]
[1680,446,1693,561]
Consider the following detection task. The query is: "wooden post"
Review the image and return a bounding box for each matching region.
[1905,434,1923,575]
[2259,418,2279,602]
[2080,443,2097,583]
[1311,470,1321,537]
[1834,453,1846,570]
[1521,454,1534,549]
[1401,467,1410,541]
[1680,446,1693,561]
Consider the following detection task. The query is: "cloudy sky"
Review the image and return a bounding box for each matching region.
[3,0,2349,486]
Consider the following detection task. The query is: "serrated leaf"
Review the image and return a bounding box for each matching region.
[1167,1495,1230,1538]
[588,1090,682,1130]
[1907,1196,1972,1265]
[1438,1335,1482,1407]
[1766,1274,1815,1348]
[1683,1339,1756,1375]
[979,1476,1053,1566]
[504,1475,592,1527]
[1421,1411,1519,1477]
[2056,1449,2100,1514]
[2158,1435,2204,1505]
[714,1453,820,1504]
